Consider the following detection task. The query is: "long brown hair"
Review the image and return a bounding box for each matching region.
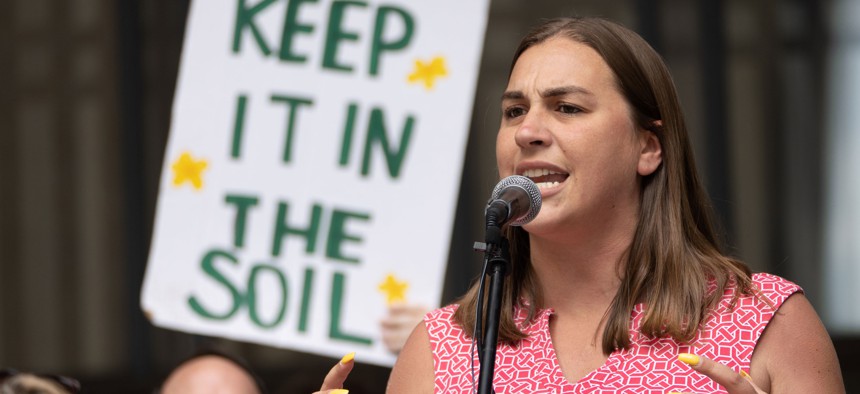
[453,17,753,353]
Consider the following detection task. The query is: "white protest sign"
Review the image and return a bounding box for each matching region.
[140,0,490,366]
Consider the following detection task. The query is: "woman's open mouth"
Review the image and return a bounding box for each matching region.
[521,168,569,190]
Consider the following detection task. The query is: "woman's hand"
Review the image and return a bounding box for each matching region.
[312,352,355,394]
[380,304,430,354]
[674,353,767,394]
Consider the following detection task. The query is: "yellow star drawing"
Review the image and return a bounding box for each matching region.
[378,273,409,305]
[171,151,208,190]
[407,56,448,90]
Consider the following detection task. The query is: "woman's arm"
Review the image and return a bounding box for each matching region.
[386,320,436,394]
[679,293,844,394]
[752,293,844,393]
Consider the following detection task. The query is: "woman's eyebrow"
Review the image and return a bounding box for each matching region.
[501,90,524,101]
[541,85,593,98]
[501,85,594,101]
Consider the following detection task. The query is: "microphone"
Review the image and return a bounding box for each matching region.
[485,175,542,229]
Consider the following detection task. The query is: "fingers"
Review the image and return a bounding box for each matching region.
[739,371,768,394]
[380,325,411,354]
[678,353,766,394]
[384,304,430,321]
[315,352,355,394]
[380,313,418,328]
[380,304,429,354]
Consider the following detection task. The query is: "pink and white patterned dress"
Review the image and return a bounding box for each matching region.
[424,273,800,393]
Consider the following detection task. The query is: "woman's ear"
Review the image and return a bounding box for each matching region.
[638,120,663,176]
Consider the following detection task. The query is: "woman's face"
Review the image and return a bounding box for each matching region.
[497,36,661,239]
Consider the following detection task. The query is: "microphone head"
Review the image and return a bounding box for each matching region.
[490,175,542,226]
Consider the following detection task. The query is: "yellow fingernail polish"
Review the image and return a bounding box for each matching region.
[340,352,355,364]
[331,390,349,394]
[678,353,701,366]
[740,370,751,380]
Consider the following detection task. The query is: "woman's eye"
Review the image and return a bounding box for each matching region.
[504,106,526,119]
[558,104,581,114]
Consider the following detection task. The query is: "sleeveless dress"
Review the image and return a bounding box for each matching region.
[424,273,800,393]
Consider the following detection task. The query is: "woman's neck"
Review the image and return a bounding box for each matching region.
[528,228,631,315]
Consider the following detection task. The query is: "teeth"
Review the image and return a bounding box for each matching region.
[535,181,559,189]
[522,168,561,178]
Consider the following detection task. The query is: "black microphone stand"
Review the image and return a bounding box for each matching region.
[474,223,510,394]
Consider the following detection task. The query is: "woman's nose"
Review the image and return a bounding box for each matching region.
[514,110,551,148]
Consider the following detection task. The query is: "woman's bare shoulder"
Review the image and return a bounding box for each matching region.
[386,320,435,394]
[752,293,845,393]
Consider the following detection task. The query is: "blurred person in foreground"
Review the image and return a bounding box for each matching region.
[319,16,844,394]
[158,350,265,394]
[0,369,79,394]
